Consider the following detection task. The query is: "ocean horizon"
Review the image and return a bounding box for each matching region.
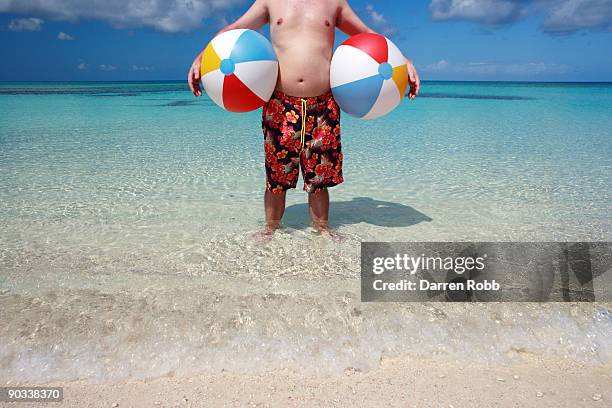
[2,79,612,83]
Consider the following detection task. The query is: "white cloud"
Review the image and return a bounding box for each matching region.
[424,60,450,72]
[365,4,397,36]
[366,4,386,25]
[422,60,573,75]
[7,17,44,31]
[429,0,612,33]
[76,62,88,70]
[99,64,117,71]
[57,31,73,40]
[131,65,154,72]
[0,0,246,33]
[542,0,612,33]
[429,0,527,25]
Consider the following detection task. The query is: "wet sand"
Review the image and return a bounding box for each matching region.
[9,355,609,408]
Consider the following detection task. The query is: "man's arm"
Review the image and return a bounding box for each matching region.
[189,0,269,96]
[336,0,375,36]
[337,1,420,100]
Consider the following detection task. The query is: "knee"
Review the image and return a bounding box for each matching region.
[308,188,328,196]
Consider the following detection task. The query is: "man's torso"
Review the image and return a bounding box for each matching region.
[267,0,341,97]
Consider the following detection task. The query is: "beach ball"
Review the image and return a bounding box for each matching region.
[330,33,409,120]
[200,29,278,112]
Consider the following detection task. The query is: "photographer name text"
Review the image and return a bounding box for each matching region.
[372,279,500,291]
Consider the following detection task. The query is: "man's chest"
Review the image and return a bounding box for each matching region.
[268,0,340,30]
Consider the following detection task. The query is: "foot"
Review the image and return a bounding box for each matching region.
[321,228,346,243]
[253,222,280,243]
[313,223,346,243]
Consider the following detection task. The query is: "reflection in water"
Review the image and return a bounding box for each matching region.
[283,197,432,229]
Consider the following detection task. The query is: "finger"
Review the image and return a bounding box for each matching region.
[188,68,196,96]
[408,78,416,99]
[193,59,203,96]
[409,66,420,99]
[408,66,416,84]
[407,60,416,78]
[194,61,201,81]
[194,78,202,96]
[414,74,421,98]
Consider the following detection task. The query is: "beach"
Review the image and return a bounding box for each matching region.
[13,355,607,407]
[1,81,611,406]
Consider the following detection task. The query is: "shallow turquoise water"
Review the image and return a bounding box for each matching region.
[1,81,610,239]
[0,81,611,382]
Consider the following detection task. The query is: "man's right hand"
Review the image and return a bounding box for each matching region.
[188,52,203,97]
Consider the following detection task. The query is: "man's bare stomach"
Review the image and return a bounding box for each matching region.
[272,41,333,97]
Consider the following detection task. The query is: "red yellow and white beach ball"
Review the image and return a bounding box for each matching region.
[200,29,279,112]
[331,33,409,120]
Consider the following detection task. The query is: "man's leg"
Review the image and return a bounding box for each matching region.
[308,189,330,232]
[264,189,286,234]
[309,189,345,242]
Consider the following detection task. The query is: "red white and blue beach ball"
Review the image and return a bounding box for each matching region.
[201,29,279,112]
[331,33,410,120]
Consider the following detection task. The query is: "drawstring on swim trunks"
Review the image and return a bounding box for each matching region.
[300,98,307,151]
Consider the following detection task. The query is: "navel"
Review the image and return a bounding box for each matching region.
[325,20,331,27]
[277,18,283,25]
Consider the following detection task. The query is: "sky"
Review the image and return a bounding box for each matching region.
[0,0,611,82]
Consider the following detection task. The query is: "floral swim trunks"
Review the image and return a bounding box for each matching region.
[262,89,343,194]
